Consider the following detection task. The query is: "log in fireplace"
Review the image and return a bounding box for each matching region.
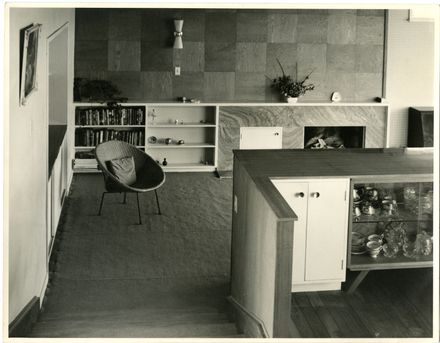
[304,126,366,149]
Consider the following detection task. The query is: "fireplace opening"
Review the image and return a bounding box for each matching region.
[304,126,366,149]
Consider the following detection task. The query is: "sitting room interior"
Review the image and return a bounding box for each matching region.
[5,3,438,341]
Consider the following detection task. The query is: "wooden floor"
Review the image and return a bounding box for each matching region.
[291,268,433,338]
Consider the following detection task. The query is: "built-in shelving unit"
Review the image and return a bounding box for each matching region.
[73,104,146,172]
[73,103,219,172]
[145,105,218,172]
[72,101,389,172]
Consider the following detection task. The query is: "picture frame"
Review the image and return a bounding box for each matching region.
[19,23,41,106]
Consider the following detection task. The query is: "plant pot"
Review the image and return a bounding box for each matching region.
[286,96,298,103]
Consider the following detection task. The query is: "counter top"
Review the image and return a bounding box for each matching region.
[235,148,433,181]
[234,148,433,220]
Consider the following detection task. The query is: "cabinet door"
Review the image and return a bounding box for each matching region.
[272,181,309,283]
[305,179,349,281]
[239,127,283,149]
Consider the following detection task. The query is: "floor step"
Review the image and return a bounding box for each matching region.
[37,307,230,325]
[30,320,240,338]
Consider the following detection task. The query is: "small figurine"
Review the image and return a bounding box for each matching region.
[177,139,184,145]
[165,138,172,145]
[162,158,168,166]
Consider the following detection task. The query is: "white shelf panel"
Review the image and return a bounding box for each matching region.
[74,101,388,107]
[149,123,216,128]
[147,143,215,149]
[73,159,98,169]
[75,125,145,128]
[162,163,216,172]
[75,146,145,149]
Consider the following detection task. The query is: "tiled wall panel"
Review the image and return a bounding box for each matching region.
[75,9,385,102]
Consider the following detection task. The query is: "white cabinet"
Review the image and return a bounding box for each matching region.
[272,178,349,292]
[239,127,282,149]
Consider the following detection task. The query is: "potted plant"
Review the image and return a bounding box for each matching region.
[271,59,315,103]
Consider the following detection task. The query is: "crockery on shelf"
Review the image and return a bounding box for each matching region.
[368,234,383,243]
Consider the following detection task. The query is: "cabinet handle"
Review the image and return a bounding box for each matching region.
[274,132,279,136]
[295,192,305,198]
[311,192,320,198]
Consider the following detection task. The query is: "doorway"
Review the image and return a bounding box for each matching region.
[47,23,69,258]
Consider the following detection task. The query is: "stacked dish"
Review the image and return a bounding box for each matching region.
[351,232,366,255]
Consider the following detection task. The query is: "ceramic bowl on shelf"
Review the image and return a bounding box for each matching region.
[351,232,367,254]
[366,241,382,258]
[368,234,383,243]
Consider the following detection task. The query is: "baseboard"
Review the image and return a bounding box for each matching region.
[227,296,269,338]
[215,170,233,179]
[292,281,341,292]
[39,272,49,306]
[8,296,40,337]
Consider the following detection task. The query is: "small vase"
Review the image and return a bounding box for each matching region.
[286,96,298,103]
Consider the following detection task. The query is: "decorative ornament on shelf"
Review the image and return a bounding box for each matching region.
[271,58,315,103]
[331,91,342,102]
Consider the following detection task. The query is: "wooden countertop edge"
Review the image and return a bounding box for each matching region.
[252,176,298,222]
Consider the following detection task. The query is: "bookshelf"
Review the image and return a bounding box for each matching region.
[73,104,146,171]
[73,103,219,172]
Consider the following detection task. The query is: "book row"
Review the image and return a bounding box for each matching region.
[75,129,145,147]
[75,107,146,126]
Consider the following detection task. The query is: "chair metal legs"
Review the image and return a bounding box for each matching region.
[99,191,161,224]
[154,189,161,215]
[136,193,142,224]
[98,192,107,215]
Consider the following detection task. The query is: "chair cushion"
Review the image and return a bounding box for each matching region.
[106,156,137,186]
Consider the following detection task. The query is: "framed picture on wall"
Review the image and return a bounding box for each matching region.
[19,23,41,106]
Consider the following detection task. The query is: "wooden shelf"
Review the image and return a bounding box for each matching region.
[148,123,216,128]
[352,207,432,224]
[147,143,215,149]
[75,145,144,149]
[75,125,144,128]
[349,253,433,271]
[162,163,215,170]
[75,101,389,107]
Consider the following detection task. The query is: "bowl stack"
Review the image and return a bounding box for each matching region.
[351,232,366,255]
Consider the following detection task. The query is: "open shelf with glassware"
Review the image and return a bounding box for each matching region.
[145,105,218,172]
[348,178,433,271]
[345,176,433,293]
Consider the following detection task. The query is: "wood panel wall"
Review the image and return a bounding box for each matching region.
[230,156,296,337]
[75,8,385,102]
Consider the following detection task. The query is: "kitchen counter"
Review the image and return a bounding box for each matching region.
[233,148,433,220]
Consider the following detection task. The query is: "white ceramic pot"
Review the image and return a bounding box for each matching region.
[286,96,298,103]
